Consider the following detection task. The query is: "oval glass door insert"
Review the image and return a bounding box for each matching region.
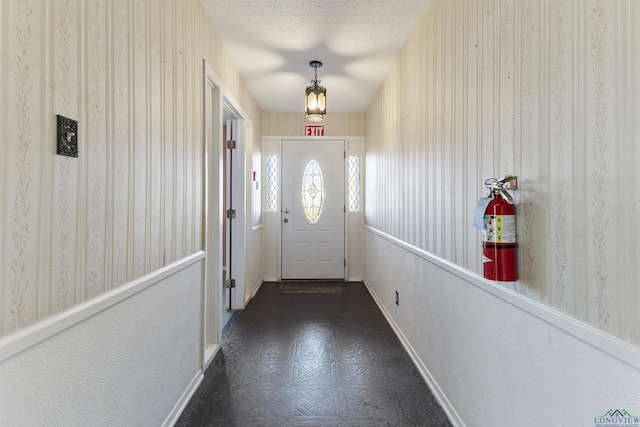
[301,160,325,224]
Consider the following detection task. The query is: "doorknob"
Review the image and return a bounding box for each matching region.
[284,218,289,223]
[283,208,289,214]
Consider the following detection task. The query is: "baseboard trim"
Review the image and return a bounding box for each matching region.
[203,342,221,374]
[364,226,640,369]
[243,279,264,307]
[363,279,464,427]
[251,279,263,299]
[0,251,206,363]
[162,370,204,427]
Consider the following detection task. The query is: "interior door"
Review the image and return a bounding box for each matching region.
[282,139,345,279]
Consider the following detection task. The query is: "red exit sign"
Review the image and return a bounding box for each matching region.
[305,125,325,136]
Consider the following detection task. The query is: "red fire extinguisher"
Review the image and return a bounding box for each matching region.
[478,176,517,282]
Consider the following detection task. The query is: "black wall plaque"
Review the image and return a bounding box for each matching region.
[56,114,78,157]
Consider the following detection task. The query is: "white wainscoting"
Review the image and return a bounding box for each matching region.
[364,227,640,427]
[0,253,206,427]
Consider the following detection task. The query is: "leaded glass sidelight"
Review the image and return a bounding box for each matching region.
[265,155,278,212]
[348,155,361,212]
[301,160,325,224]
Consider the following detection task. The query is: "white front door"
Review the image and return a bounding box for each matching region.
[281,139,345,279]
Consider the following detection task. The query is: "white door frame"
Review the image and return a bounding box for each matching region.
[223,105,248,310]
[203,61,252,370]
[203,61,223,370]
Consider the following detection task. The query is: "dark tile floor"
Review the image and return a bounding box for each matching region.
[176,282,451,427]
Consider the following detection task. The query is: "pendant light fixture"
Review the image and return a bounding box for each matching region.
[305,60,326,122]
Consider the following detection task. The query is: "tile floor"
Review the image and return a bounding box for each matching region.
[176,282,451,426]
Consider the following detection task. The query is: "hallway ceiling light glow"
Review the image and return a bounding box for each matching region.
[305,60,326,122]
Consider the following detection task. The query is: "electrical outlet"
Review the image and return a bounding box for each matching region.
[395,291,399,305]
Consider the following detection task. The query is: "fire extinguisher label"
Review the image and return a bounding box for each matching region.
[483,215,516,243]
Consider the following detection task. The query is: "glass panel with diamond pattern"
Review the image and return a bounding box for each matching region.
[301,160,325,224]
[265,155,278,212]
[348,155,361,212]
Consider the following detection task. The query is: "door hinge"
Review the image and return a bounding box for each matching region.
[344,259,346,268]
[226,209,236,219]
[226,278,236,288]
[227,139,236,149]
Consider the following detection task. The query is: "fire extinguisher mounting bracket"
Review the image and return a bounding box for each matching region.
[484,175,516,204]
[484,175,516,189]
[503,176,517,190]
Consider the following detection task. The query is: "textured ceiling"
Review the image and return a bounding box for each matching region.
[200,0,432,113]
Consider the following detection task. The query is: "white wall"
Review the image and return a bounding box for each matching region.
[365,0,640,425]
[0,255,205,427]
[365,230,640,426]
